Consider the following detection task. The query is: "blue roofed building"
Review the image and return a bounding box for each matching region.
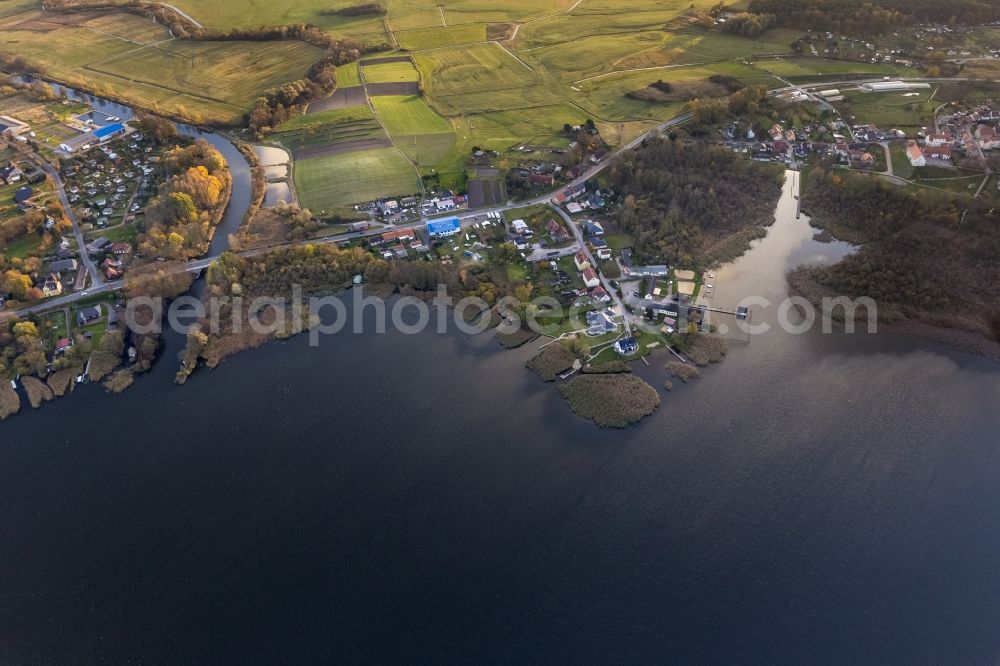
[93,123,126,142]
[426,217,461,237]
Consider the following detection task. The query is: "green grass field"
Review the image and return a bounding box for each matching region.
[395,23,487,50]
[295,147,420,208]
[0,10,323,124]
[164,0,388,42]
[7,0,918,206]
[372,95,452,134]
[836,89,937,129]
[336,61,362,87]
[362,61,420,83]
[416,42,540,96]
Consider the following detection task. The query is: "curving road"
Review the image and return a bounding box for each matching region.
[32,156,102,288]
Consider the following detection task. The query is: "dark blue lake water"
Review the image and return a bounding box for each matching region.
[1,169,998,662]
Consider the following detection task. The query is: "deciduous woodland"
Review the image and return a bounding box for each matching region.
[139,140,232,259]
[608,138,784,267]
[790,167,1000,352]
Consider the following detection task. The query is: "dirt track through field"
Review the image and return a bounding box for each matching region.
[360,55,413,65]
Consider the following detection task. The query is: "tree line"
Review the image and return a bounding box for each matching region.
[748,0,1000,33]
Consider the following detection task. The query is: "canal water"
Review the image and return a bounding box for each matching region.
[2,136,1000,660]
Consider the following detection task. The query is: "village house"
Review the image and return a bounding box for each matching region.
[87,237,110,255]
[77,306,103,327]
[614,336,638,356]
[510,218,530,235]
[379,227,415,243]
[922,145,952,162]
[41,273,63,297]
[975,126,1000,150]
[581,266,600,289]
[591,286,611,303]
[48,258,78,275]
[109,242,132,255]
[0,163,22,184]
[906,140,926,167]
[529,173,554,187]
[924,131,953,147]
[546,219,571,242]
[574,251,591,271]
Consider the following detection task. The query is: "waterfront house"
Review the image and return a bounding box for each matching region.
[614,336,639,356]
[624,265,669,279]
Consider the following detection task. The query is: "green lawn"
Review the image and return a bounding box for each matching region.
[294,147,420,208]
[3,232,43,259]
[835,89,937,129]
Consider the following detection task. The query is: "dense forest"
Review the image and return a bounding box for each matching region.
[748,0,1000,32]
[792,167,1000,344]
[607,137,784,267]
